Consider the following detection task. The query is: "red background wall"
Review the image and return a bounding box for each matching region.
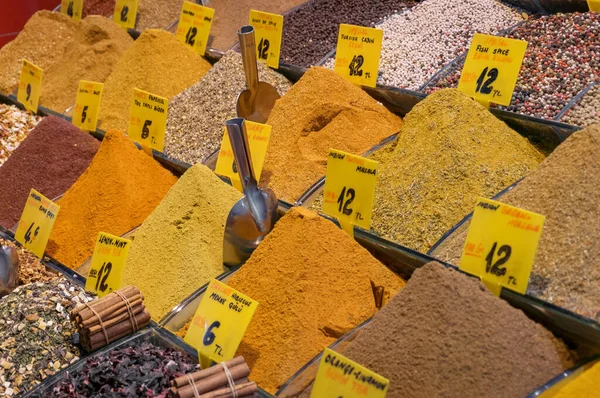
[0,0,60,48]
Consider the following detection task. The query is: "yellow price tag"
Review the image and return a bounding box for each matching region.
[175,1,215,56]
[185,279,258,368]
[311,348,389,398]
[214,121,271,192]
[322,149,378,234]
[114,0,138,30]
[128,88,168,152]
[85,232,131,297]
[249,10,283,69]
[17,60,42,113]
[460,197,545,296]
[15,189,60,258]
[334,24,382,88]
[589,0,600,11]
[73,80,103,132]
[61,0,83,21]
[458,33,528,106]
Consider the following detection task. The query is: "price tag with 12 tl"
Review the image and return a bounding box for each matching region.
[61,0,83,21]
[214,121,271,192]
[185,279,258,369]
[175,1,215,56]
[15,189,60,258]
[249,10,283,69]
[334,24,383,88]
[73,80,103,132]
[85,232,131,297]
[114,0,138,30]
[17,60,42,113]
[128,88,168,152]
[459,197,545,296]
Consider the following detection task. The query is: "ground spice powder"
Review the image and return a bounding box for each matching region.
[260,67,402,203]
[435,125,600,321]
[0,11,78,94]
[223,207,404,393]
[0,116,100,228]
[98,29,212,132]
[552,360,600,398]
[46,130,178,269]
[40,15,133,114]
[122,164,241,320]
[371,88,544,253]
[326,262,574,398]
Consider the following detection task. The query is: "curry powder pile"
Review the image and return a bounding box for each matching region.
[46,130,178,269]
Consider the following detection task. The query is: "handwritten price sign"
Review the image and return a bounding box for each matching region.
[86,232,131,297]
[128,88,168,152]
[73,80,103,132]
[17,60,42,113]
[249,10,283,69]
[334,24,382,88]
[175,1,214,56]
[15,189,60,258]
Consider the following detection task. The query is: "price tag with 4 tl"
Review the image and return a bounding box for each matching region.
[15,189,60,258]
[214,121,271,192]
[73,80,103,132]
[458,33,528,106]
[249,10,283,69]
[176,1,215,56]
[61,0,83,21]
[185,279,258,369]
[17,60,42,113]
[85,232,131,297]
[460,197,545,296]
[128,88,168,152]
[312,348,389,398]
[334,24,383,88]
[114,0,138,30]
[322,149,378,236]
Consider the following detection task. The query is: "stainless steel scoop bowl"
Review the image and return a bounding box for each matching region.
[223,118,278,267]
[0,245,19,297]
[235,25,280,123]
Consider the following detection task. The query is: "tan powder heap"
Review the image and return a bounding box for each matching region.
[260,67,403,203]
[40,15,133,114]
[0,11,78,94]
[226,207,405,393]
[98,29,212,132]
[137,0,186,31]
[122,164,241,320]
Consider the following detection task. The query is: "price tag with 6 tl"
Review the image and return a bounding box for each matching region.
[458,33,528,106]
[460,197,545,296]
[17,60,42,113]
[175,1,215,56]
[114,0,138,30]
[334,24,383,88]
[73,80,103,132]
[15,189,60,258]
[312,348,389,398]
[322,149,378,236]
[185,279,258,368]
[214,121,271,192]
[85,232,131,297]
[61,0,83,21]
[249,10,283,69]
[128,88,168,152]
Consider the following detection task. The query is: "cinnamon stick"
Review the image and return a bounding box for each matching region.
[173,363,250,397]
[87,310,151,344]
[198,382,258,398]
[72,285,139,317]
[172,357,246,388]
[83,301,145,331]
[75,293,144,325]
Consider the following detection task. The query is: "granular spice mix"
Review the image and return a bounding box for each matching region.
[0,116,100,229]
[562,84,600,127]
[324,262,574,398]
[0,238,56,287]
[123,164,241,320]
[0,11,78,94]
[0,278,95,396]
[220,207,404,393]
[260,67,402,203]
[47,130,178,269]
[435,125,600,321]
[0,103,41,166]
[370,88,544,253]
[82,0,115,17]
[35,341,199,397]
[165,51,291,165]
[98,29,212,132]
[40,15,133,114]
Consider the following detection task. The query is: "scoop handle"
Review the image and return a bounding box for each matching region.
[238,26,259,97]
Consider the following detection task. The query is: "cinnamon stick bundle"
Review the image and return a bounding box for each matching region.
[71,285,151,352]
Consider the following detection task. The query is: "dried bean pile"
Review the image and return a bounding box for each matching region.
[427,12,600,119]
[0,104,41,167]
[561,84,600,127]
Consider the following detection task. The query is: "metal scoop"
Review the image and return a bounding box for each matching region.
[223,118,278,267]
[0,245,19,297]
[235,25,280,123]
